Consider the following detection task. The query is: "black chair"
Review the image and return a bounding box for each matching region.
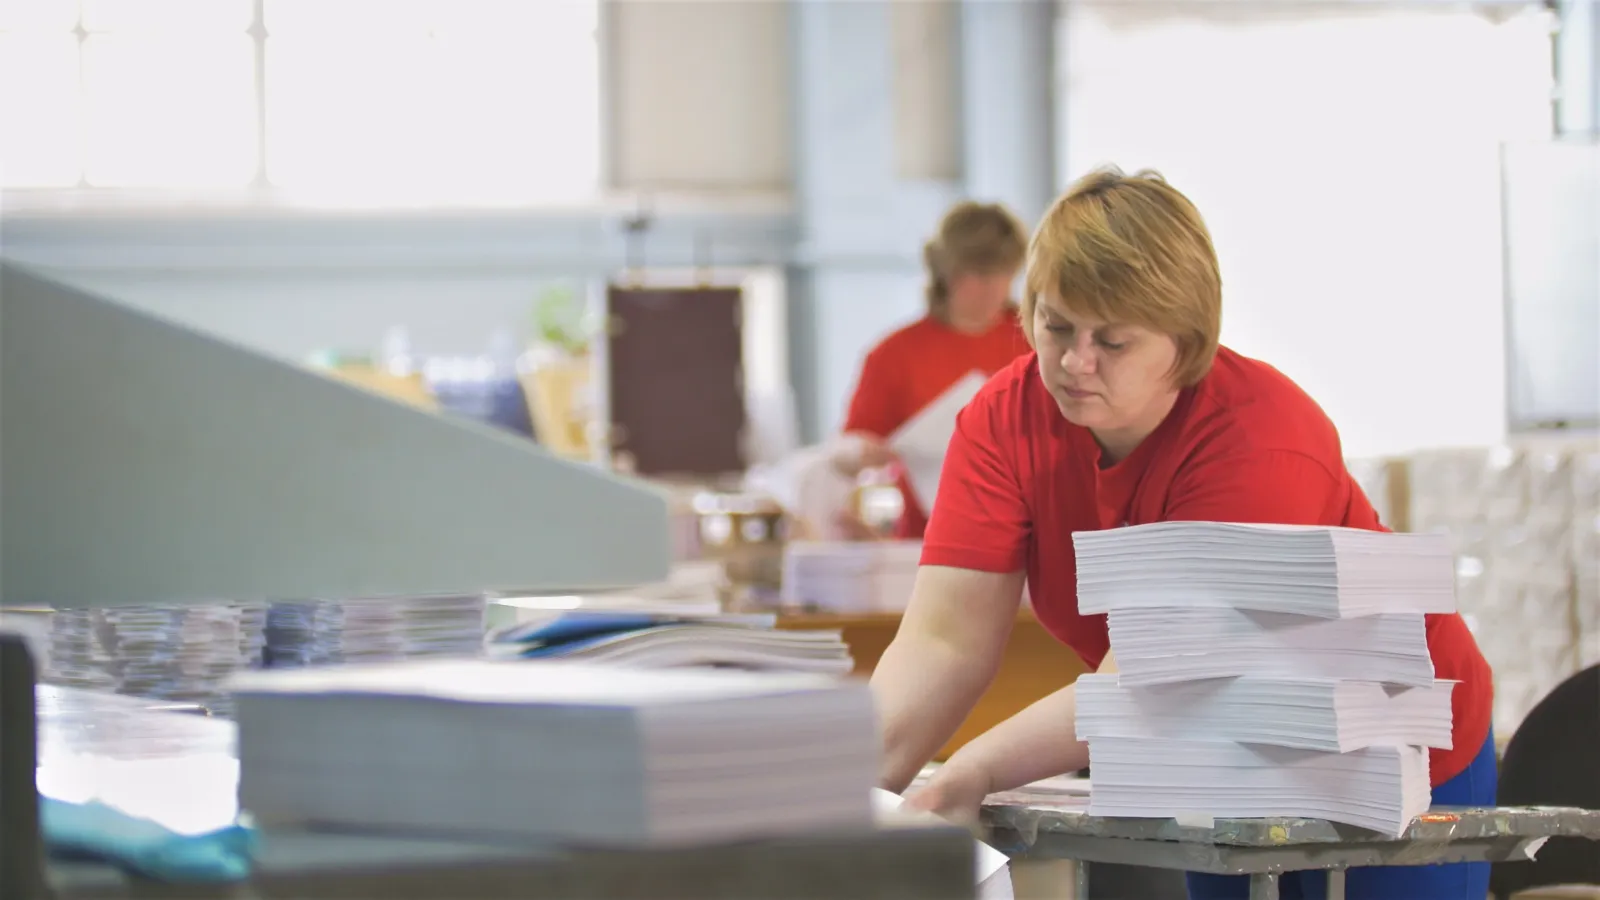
[1491,664,1600,900]
[0,634,46,899]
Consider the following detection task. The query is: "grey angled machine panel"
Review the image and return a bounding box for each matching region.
[0,263,671,608]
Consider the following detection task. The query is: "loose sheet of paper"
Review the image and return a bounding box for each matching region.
[744,445,851,534]
[888,371,989,511]
[870,788,1012,899]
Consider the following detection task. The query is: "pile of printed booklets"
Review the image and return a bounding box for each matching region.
[1072,522,1457,836]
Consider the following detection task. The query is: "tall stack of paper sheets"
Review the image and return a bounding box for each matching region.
[232,658,878,846]
[1072,522,1458,836]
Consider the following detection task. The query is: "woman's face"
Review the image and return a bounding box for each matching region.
[1031,293,1181,443]
[947,268,1017,328]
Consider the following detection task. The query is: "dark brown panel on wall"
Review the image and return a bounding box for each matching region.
[606,285,746,478]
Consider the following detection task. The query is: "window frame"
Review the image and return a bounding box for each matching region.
[0,0,608,215]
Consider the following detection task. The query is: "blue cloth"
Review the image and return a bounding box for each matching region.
[1185,731,1497,900]
[42,796,255,883]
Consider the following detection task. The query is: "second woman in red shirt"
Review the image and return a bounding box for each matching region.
[832,200,1031,537]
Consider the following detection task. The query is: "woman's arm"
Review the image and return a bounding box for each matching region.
[834,346,902,477]
[953,649,1115,791]
[872,376,1032,792]
[902,650,1117,820]
[871,565,1025,793]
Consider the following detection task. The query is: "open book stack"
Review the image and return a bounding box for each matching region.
[232,659,877,846]
[1072,522,1458,836]
[781,540,922,613]
[486,607,854,675]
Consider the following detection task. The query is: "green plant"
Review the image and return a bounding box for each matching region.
[533,283,589,355]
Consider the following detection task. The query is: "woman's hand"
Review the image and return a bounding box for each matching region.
[902,757,993,826]
[833,509,884,542]
[831,432,896,476]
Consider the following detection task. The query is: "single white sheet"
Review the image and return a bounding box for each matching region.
[870,787,1012,896]
[888,371,989,511]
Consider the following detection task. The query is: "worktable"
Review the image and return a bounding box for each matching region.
[779,608,1086,759]
[25,687,974,900]
[981,783,1600,900]
[29,688,1600,900]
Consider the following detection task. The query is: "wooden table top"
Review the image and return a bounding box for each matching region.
[777,607,1041,629]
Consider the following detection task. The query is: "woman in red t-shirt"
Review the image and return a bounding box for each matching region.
[871,168,1496,900]
[831,201,1031,538]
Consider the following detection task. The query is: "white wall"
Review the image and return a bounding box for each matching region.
[606,0,792,191]
[606,0,962,194]
[1502,140,1600,428]
[1058,3,1556,458]
[891,0,963,183]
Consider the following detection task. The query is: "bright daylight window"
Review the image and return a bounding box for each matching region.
[0,0,602,204]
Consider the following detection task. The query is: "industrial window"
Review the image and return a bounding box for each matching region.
[1058,3,1557,457]
[0,0,601,204]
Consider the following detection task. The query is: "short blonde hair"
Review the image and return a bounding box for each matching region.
[1022,167,1222,387]
[923,201,1028,318]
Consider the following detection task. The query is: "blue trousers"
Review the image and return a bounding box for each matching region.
[1185,732,1497,900]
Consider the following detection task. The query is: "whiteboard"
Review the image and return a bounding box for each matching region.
[1503,139,1600,430]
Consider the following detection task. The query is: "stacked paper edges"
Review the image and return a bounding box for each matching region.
[232,658,878,847]
[1072,522,1458,836]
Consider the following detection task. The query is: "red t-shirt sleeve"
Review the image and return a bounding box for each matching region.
[1164,449,1344,525]
[919,390,1031,572]
[842,347,901,438]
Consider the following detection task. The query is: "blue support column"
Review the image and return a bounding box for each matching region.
[786,0,961,442]
[958,0,1059,226]
[784,0,1061,443]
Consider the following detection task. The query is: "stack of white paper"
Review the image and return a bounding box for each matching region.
[1105,608,1436,686]
[781,540,923,613]
[232,659,877,846]
[1085,739,1433,835]
[1074,522,1457,618]
[1072,522,1457,836]
[1075,674,1454,753]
